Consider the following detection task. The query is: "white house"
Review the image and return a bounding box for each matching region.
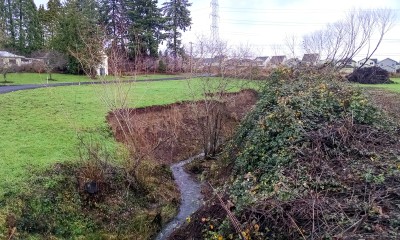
[357,58,377,68]
[336,58,356,68]
[377,58,398,73]
[0,51,23,66]
[254,56,269,67]
[0,51,39,67]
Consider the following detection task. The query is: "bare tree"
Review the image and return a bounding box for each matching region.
[0,61,15,83]
[270,43,284,56]
[32,50,67,82]
[303,8,396,70]
[69,27,105,79]
[187,36,256,159]
[284,34,301,59]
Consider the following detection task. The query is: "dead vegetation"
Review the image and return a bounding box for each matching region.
[347,66,392,84]
[106,89,258,164]
[364,89,400,124]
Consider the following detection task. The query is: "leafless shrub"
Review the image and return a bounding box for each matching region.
[185,36,258,159]
[69,26,105,79]
[0,62,16,82]
[32,50,67,81]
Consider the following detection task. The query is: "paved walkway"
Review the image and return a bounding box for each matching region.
[0,76,189,94]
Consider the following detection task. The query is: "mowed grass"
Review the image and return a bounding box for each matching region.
[0,78,255,199]
[0,73,181,85]
[356,78,400,92]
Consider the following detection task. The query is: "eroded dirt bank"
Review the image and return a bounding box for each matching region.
[106,89,258,164]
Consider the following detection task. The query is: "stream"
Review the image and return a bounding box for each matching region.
[155,154,204,240]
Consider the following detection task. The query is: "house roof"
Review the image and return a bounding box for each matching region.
[302,53,320,63]
[255,56,269,61]
[0,51,23,58]
[337,58,355,64]
[269,55,286,65]
[378,58,398,64]
[357,58,378,64]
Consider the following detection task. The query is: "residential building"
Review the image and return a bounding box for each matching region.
[254,56,269,67]
[301,53,320,66]
[377,58,398,73]
[357,58,377,68]
[336,58,356,68]
[268,55,286,67]
[284,58,300,68]
[0,51,40,67]
[0,51,23,66]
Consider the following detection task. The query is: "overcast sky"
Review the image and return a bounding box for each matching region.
[34,0,400,60]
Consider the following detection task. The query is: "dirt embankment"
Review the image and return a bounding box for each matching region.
[106,89,258,164]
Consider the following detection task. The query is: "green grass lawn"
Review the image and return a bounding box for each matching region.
[0,78,255,199]
[356,78,400,92]
[0,73,181,85]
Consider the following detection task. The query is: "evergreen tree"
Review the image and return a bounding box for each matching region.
[99,0,128,48]
[39,0,62,46]
[23,0,43,54]
[1,0,43,54]
[52,0,103,75]
[0,0,8,47]
[1,0,16,49]
[161,0,191,60]
[126,0,165,58]
[37,4,46,43]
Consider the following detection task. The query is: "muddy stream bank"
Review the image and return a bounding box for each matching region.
[106,89,259,239]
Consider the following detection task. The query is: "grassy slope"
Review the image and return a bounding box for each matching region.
[356,78,400,92]
[0,78,253,198]
[0,73,180,85]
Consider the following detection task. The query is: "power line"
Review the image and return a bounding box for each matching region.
[221,20,326,26]
[219,6,400,12]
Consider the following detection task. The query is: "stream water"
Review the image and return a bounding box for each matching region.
[155,154,204,240]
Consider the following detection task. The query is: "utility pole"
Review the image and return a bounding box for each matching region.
[189,41,193,74]
[210,0,219,41]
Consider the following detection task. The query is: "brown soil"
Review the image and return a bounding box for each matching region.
[106,89,258,164]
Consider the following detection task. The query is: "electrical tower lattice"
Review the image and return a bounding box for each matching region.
[210,0,219,41]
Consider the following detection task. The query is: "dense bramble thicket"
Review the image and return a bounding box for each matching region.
[347,66,392,84]
[210,71,400,239]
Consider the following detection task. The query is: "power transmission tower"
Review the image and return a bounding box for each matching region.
[210,0,219,41]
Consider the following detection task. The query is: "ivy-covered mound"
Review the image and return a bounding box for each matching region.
[207,73,400,239]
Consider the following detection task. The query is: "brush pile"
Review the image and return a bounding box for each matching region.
[347,66,392,84]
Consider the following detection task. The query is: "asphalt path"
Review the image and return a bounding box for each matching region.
[0,76,190,94]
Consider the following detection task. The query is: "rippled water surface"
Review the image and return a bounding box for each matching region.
[155,154,204,240]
